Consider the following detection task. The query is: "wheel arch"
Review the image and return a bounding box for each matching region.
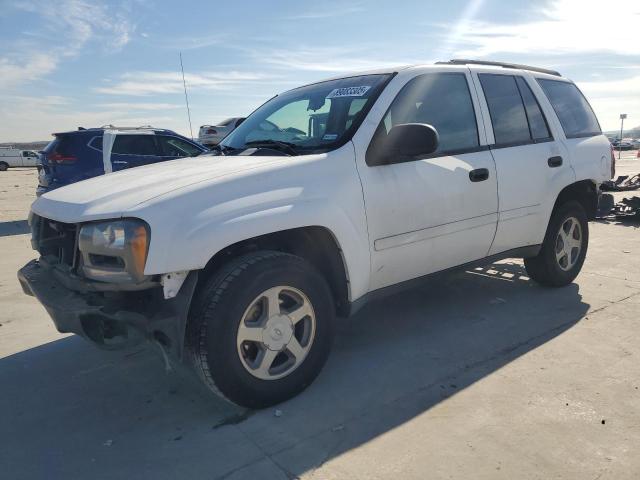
[552,179,598,220]
[198,226,352,317]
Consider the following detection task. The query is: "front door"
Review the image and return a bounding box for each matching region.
[155,135,204,161]
[353,70,499,291]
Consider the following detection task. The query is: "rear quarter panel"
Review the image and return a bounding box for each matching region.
[529,74,611,185]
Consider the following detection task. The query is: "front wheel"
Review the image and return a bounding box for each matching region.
[187,251,335,408]
[524,201,589,287]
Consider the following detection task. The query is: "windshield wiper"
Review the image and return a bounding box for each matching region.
[244,140,299,156]
[207,144,238,156]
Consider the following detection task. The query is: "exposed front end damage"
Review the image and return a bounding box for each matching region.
[18,213,199,359]
[18,259,198,357]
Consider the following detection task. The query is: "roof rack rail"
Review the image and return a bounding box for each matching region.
[435,59,561,77]
[99,124,158,130]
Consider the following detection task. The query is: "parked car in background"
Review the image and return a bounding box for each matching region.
[0,147,39,170]
[611,139,633,150]
[198,117,244,146]
[20,61,612,408]
[37,126,208,195]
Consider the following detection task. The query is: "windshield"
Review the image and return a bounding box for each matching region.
[220,74,392,155]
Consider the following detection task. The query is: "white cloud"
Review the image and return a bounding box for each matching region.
[15,0,135,54]
[96,102,183,110]
[0,94,185,142]
[451,0,640,57]
[577,75,640,130]
[0,0,136,88]
[0,54,58,89]
[95,71,280,96]
[285,4,365,20]
[251,46,415,74]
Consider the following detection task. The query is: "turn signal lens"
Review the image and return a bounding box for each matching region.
[129,225,148,279]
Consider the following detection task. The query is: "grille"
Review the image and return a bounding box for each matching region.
[31,214,79,268]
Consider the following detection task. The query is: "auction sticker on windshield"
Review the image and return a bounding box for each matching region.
[326,86,371,98]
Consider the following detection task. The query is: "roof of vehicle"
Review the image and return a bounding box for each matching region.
[435,59,562,77]
[51,126,179,136]
[315,59,566,84]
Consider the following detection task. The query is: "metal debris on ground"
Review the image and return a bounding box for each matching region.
[596,192,640,221]
[611,196,640,219]
[601,174,640,192]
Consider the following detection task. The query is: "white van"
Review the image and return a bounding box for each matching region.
[0,147,40,170]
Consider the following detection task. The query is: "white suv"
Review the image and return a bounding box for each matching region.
[19,60,612,408]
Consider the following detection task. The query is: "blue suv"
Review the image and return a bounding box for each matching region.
[37,126,208,196]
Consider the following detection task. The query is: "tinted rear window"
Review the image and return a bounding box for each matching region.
[537,79,601,138]
[516,77,551,141]
[89,136,103,151]
[479,74,530,146]
[112,135,157,155]
[44,136,75,155]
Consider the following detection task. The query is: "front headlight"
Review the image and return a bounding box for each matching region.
[78,219,150,283]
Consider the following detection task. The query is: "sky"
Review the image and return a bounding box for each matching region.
[0,0,639,142]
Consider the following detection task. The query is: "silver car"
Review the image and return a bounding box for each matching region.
[198,117,244,146]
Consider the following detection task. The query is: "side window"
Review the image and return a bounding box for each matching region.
[112,135,157,156]
[516,77,551,141]
[537,79,601,138]
[157,136,202,157]
[372,72,479,158]
[89,136,103,151]
[479,74,530,146]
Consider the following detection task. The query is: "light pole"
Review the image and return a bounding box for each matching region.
[619,113,627,160]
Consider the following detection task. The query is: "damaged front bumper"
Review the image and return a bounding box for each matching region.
[18,259,198,358]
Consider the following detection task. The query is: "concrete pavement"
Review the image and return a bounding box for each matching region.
[1,155,639,479]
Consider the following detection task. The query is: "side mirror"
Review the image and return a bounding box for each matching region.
[368,123,439,166]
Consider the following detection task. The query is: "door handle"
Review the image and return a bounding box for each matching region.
[548,156,563,167]
[469,168,489,182]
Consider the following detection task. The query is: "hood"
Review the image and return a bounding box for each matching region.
[32,154,288,223]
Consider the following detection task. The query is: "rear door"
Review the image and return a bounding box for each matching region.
[536,78,611,184]
[110,133,161,171]
[471,70,574,254]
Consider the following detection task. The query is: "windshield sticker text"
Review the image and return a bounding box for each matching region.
[326,86,371,98]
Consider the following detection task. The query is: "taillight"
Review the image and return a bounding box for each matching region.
[49,152,77,164]
[206,128,217,134]
[610,145,616,179]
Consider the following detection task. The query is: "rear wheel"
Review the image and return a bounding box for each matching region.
[0,162,8,171]
[524,201,589,287]
[188,251,335,408]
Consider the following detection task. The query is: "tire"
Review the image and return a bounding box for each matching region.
[0,162,8,171]
[524,200,589,287]
[187,250,335,408]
